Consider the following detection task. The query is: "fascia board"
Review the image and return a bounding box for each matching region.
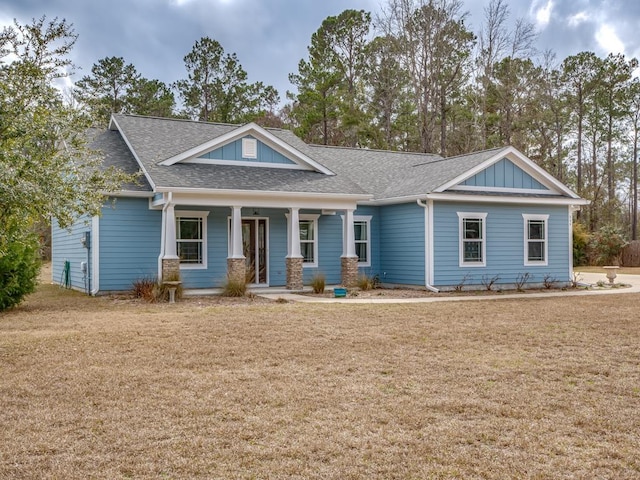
[108,115,157,191]
[425,192,590,205]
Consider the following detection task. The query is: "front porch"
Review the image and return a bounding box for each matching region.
[153,192,365,290]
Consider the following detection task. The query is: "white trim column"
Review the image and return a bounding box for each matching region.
[286,208,303,290]
[229,206,244,259]
[341,209,358,287]
[342,208,357,258]
[163,202,179,260]
[287,207,302,258]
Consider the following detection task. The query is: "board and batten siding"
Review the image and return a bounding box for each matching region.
[379,202,425,286]
[51,215,93,292]
[461,158,548,190]
[99,197,161,291]
[199,136,296,165]
[432,201,571,287]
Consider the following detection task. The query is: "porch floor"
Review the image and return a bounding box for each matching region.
[183,285,338,297]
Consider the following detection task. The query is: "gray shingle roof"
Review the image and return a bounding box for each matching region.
[110,115,367,196]
[102,115,552,201]
[311,145,509,200]
[89,129,152,192]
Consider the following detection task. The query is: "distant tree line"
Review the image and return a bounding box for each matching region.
[71,0,640,240]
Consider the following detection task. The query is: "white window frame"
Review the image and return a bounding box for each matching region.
[457,212,487,267]
[176,210,209,270]
[354,215,372,267]
[242,138,257,159]
[523,214,549,266]
[299,214,319,268]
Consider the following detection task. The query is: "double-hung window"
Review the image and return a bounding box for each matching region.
[523,214,548,265]
[354,216,372,267]
[176,211,208,269]
[457,212,487,267]
[299,214,319,267]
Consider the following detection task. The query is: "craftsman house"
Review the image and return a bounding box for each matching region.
[52,114,588,293]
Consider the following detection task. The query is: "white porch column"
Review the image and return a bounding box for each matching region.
[341,208,358,287]
[163,203,178,259]
[229,206,244,259]
[287,207,302,258]
[342,208,357,258]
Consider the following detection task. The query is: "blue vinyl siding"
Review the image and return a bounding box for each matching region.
[379,202,425,286]
[51,216,93,292]
[299,207,381,285]
[462,158,548,190]
[199,136,296,165]
[99,198,161,291]
[433,202,571,287]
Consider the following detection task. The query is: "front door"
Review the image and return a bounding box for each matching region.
[242,219,267,284]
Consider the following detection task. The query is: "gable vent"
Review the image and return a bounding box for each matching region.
[242,138,257,159]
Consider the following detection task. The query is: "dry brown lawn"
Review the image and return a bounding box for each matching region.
[1,280,640,479]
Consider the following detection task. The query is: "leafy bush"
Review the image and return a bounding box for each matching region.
[589,225,627,265]
[310,273,325,294]
[572,222,590,266]
[0,226,41,311]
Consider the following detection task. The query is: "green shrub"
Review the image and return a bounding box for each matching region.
[0,225,41,311]
[222,277,247,297]
[589,225,627,265]
[310,273,325,294]
[572,222,590,266]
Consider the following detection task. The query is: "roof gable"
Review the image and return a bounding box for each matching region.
[458,158,548,191]
[158,122,335,175]
[437,146,580,198]
[189,135,298,167]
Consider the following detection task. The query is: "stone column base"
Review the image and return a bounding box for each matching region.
[227,257,246,284]
[341,256,359,287]
[286,257,304,290]
[162,258,181,282]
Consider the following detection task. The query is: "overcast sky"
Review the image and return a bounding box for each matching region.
[2,0,640,103]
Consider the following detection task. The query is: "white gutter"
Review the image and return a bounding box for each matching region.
[416,199,439,293]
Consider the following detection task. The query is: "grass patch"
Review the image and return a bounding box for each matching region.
[1,280,640,478]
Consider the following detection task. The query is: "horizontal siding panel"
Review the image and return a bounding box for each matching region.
[433,201,570,287]
[380,203,424,285]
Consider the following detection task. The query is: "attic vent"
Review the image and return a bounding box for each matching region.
[242,138,257,159]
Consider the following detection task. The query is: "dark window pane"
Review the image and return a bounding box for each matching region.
[528,242,544,261]
[464,240,482,262]
[301,242,314,263]
[354,221,367,241]
[178,218,201,240]
[178,242,202,263]
[299,220,314,241]
[463,218,482,239]
[528,220,544,240]
[355,242,367,262]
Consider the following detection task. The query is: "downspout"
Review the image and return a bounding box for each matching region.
[417,198,439,293]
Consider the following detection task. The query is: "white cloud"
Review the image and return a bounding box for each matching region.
[568,11,589,27]
[535,0,553,28]
[595,24,625,55]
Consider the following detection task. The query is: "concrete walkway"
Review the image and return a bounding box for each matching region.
[255,271,640,304]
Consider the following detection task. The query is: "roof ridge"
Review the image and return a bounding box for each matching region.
[114,113,294,134]
[309,143,443,158]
